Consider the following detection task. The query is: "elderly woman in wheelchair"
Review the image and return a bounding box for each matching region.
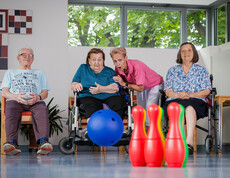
[58,48,130,153]
[71,48,127,133]
[163,42,212,155]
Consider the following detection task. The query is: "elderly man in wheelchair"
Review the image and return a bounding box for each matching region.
[59,48,132,154]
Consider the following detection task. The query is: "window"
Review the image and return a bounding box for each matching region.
[68,5,120,47]
[127,9,181,48]
[187,10,206,49]
[68,1,230,48]
[217,5,226,45]
[68,3,216,48]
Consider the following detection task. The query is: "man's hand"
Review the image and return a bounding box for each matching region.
[27,93,39,105]
[113,75,126,87]
[89,82,101,94]
[15,92,28,105]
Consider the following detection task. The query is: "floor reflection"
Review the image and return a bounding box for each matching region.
[1,149,230,178]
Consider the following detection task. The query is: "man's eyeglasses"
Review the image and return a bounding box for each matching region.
[19,53,34,58]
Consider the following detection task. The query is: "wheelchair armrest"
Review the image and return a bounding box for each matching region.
[128,89,135,107]
[206,87,217,109]
[72,91,78,108]
[211,87,217,96]
[159,89,166,107]
[206,98,212,107]
[159,89,165,95]
[129,89,134,92]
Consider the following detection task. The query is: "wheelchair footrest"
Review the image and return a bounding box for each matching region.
[113,137,130,146]
[74,138,95,146]
[73,137,131,147]
[69,131,77,138]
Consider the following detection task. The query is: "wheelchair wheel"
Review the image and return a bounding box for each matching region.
[205,135,213,154]
[58,137,76,155]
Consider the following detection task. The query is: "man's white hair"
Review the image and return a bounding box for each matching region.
[18,47,34,56]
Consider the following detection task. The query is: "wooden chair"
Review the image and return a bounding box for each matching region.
[1,97,34,154]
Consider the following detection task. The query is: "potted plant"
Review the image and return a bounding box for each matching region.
[20,97,64,150]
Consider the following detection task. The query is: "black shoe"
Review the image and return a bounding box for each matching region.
[188,144,194,155]
[3,141,21,155]
[37,140,53,155]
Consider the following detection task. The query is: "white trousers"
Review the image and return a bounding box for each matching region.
[137,83,163,126]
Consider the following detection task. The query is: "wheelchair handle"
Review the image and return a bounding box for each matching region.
[74,91,77,108]
[129,89,134,107]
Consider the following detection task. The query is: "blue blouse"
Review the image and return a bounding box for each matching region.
[164,63,212,102]
[72,64,119,99]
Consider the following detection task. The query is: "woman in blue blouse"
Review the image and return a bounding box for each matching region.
[71,48,126,120]
[164,42,212,155]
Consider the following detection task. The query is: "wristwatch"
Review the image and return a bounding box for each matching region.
[124,82,129,89]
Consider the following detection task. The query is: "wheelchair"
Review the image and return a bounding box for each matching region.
[159,74,220,154]
[58,89,135,155]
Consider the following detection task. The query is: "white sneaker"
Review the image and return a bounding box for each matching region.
[37,140,53,155]
[3,141,21,155]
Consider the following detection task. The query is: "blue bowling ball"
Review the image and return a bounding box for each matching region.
[87,109,124,147]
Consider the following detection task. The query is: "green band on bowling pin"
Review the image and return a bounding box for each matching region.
[158,106,165,166]
[178,104,188,167]
[160,107,165,139]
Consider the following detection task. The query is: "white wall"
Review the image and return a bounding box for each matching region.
[0,0,69,145]
[1,0,230,146]
[211,44,230,143]
[199,42,230,144]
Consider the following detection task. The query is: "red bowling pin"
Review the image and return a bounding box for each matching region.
[164,102,186,167]
[144,104,164,167]
[129,105,147,167]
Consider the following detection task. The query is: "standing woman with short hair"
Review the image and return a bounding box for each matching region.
[110,47,163,130]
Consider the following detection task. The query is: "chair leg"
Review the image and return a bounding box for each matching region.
[93,146,98,151]
[193,127,197,152]
[100,146,106,152]
[1,116,7,155]
[119,146,125,152]
[28,127,38,150]
[213,115,219,154]
[93,146,106,152]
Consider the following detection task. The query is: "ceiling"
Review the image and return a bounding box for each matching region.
[82,0,220,6]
